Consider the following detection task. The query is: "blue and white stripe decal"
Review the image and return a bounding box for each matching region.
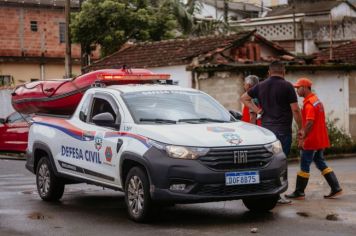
[33,121,151,147]
[34,122,85,141]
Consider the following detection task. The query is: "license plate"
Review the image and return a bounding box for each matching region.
[225,171,260,186]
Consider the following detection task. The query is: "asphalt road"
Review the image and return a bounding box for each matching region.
[1,158,356,236]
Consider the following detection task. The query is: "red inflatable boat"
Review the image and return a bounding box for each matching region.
[11,68,170,115]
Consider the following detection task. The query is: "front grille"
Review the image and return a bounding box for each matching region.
[199,145,273,171]
[195,180,279,196]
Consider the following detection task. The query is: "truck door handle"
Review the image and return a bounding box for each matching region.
[117,139,123,153]
[83,132,94,140]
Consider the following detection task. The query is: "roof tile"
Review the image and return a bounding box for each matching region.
[315,41,356,63]
[87,31,255,70]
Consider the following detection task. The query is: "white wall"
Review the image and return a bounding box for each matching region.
[0,89,15,118]
[244,0,287,7]
[149,65,192,88]
[287,71,349,133]
[200,2,220,19]
[297,39,320,55]
[331,3,356,21]
[198,2,246,20]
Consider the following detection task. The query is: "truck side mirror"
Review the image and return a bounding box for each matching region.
[229,110,242,120]
[0,118,5,124]
[92,112,118,128]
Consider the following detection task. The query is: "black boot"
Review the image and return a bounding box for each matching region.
[285,174,309,200]
[323,171,342,198]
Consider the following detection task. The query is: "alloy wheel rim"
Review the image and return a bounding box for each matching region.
[127,175,144,215]
[38,164,50,196]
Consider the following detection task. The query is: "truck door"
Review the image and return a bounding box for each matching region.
[69,93,123,185]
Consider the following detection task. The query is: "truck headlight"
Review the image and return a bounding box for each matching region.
[147,140,209,160]
[166,146,210,160]
[265,140,283,155]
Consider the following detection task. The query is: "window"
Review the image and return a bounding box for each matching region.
[59,22,65,43]
[79,95,92,122]
[89,97,117,123]
[7,112,29,124]
[122,90,231,124]
[30,21,38,32]
[0,75,14,86]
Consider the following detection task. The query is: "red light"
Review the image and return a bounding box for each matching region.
[100,74,170,81]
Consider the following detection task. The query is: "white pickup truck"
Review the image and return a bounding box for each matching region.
[26,83,288,222]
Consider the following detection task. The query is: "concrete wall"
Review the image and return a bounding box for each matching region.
[197,71,244,112]
[149,65,192,88]
[349,71,356,140]
[196,68,354,139]
[286,70,350,134]
[0,89,14,118]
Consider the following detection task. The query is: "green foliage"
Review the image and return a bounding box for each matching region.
[290,116,356,157]
[71,0,177,57]
[324,117,356,155]
[164,0,241,37]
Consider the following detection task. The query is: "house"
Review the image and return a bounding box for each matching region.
[85,30,294,110]
[0,0,98,85]
[233,0,356,55]
[198,0,263,20]
[241,0,288,7]
[188,39,356,140]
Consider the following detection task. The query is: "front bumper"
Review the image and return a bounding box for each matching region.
[144,148,288,203]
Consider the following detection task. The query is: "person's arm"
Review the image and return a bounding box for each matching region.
[249,111,257,124]
[303,120,314,138]
[241,92,261,115]
[290,102,303,138]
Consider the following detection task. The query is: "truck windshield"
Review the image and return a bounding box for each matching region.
[122,90,233,124]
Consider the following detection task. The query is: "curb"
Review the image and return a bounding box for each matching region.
[0,154,26,161]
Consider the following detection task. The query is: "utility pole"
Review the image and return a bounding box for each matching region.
[224,0,228,24]
[79,0,87,71]
[214,0,218,19]
[292,0,297,54]
[329,13,333,60]
[65,0,72,78]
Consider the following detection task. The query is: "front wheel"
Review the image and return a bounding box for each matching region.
[124,167,152,222]
[243,195,279,212]
[36,157,64,201]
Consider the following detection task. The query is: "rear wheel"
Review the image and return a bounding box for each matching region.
[243,195,279,212]
[124,167,152,222]
[36,157,64,201]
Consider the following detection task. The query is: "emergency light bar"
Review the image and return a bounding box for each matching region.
[99,74,170,81]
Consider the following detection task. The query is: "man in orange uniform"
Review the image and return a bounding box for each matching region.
[241,75,261,125]
[285,78,342,199]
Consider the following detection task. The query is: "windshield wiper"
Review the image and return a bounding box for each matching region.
[139,118,177,124]
[178,118,227,123]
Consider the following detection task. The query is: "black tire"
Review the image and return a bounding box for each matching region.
[36,157,65,201]
[124,167,152,222]
[243,195,279,212]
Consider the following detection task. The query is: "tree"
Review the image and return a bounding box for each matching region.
[71,0,177,61]
[164,0,240,37]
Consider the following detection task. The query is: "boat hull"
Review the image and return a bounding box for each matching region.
[11,69,170,115]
